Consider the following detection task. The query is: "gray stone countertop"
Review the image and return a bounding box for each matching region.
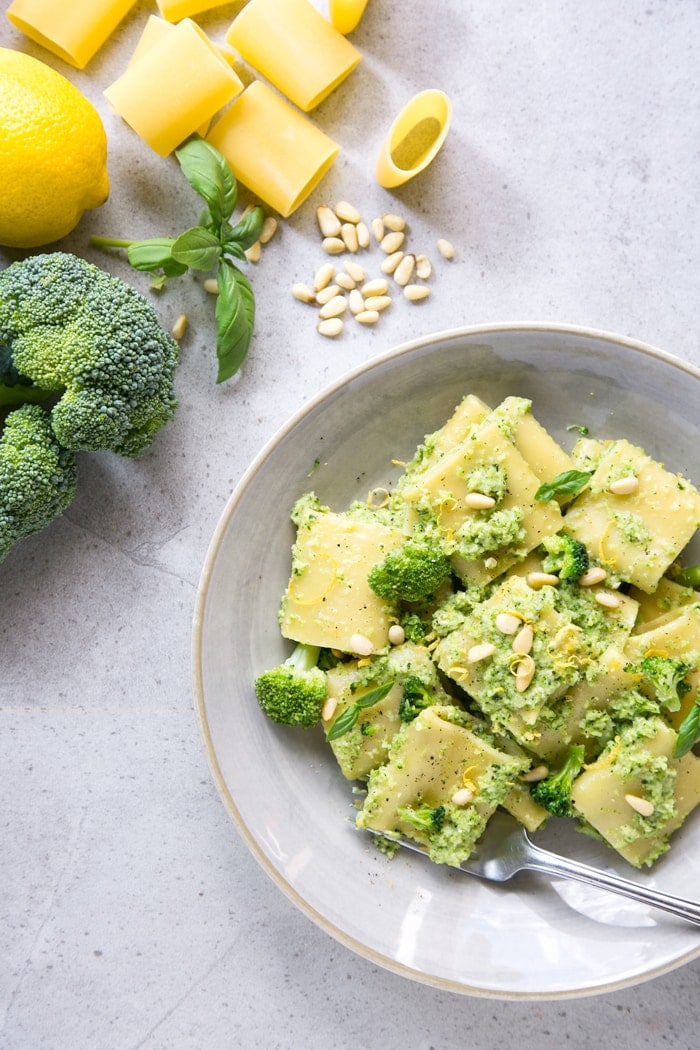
[2,1,699,1047]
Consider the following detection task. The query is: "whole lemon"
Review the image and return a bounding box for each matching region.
[0,48,109,249]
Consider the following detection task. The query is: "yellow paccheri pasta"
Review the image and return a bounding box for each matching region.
[7,0,138,69]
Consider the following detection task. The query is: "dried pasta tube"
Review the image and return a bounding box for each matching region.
[375,89,452,189]
[6,0,138,69]
[155,0,234,20]
[225,0,361,112]
[104,18,244,157]
[127,14,174,67]
[328,0,369,34]
[206,81,340,217]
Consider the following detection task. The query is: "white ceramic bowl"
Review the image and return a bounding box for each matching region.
[192,323,700,999]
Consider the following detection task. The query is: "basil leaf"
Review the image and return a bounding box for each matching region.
[171,227,222,271]
[126,238,185,273]
[675,565,700,589]
[175,136,237,227]
[535,469,592,502]
[673,698,700,758]
[221,240,248,263]
[215,261,255,382]
[326,682,394,741]
[227,206,265,251]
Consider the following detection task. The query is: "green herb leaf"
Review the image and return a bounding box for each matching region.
[124,238,185,274]
[175,136,237,227]
[214,260,255,382]
[171,226,222,271]
[566,424,589,436]
[675,565,700,589]
[226,206,265,252]
[673,698,700,758]
[325,682,394,742]
[535,469,592,502]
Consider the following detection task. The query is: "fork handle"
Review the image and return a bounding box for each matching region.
[525,841,700,926]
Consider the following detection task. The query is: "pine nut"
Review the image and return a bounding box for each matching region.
[292,282,317,303]
[437,238,455,260]
[451,787,474,806]
[512,623,534,655]
[515,655,535,691]
[382,213,406,232]
[318,295,347,319]
[349,632,374,656]
[464,492,496,510]
[314,263,335,291]
[356,222,370,249]
[388,624,405,646]
[169,314,186,341]
[393,253,416,287]
[380,230,405,253]
[625,793,655,817]
[343,260,366,283]
[322,236,346,255]
[355,309,379,325]
[527,572,559,589]
[316,283,341,305]
[371,217,385,242]
[404,284,430,302]
[467,642,496,663]
[364,295,392,312]
[495,612,521,635]
[245,240,261,263]
[381,250,404,275]
[335,272,356,291]
[259,215,278,243]
[415,254,432,279]
[335,200,361,224]
[361,278,389,297]
[608,475,639,495]
[521,764,549,783]
[317,205,341,238]
[321,696,338,722]
[204,277,219,294]
[595,589,622,609]
[348,289,365,315]
[341,222,359,252]
[578,566,607,586]
[317,318,343,337]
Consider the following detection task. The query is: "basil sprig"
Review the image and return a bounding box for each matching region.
[673,697,700,758]
[535,469,592,503]
[91,135,263,383]
[326,682,394,742]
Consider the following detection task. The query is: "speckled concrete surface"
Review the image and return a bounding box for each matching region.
[1,1,699,1047]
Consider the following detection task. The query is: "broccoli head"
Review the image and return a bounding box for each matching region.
[254,642,327,728]
[399,676,435,722]
[0,404,77,561]
[368,535,452,603]
[0,253,178,458]
[529,744,585,817]
[541,532,590,580]
[396,803,447,834]
[627,655,693,713]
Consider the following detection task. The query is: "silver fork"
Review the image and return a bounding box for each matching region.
[366,810,700,926]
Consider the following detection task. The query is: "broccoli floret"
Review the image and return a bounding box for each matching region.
[541,532,590,580]
[530,744,585,817]
[0,253,178,457]
[399,676,435,722]
[368,535,451,603]
[396,803,447,833]
[0,404,77,561]
[627,655,693,713]
[254,642,327,728]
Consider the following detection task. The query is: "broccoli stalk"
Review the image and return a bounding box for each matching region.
[254,643,327,728]
[368,534,451,603]
[627,655,692,713]
[0,404,77,562]
[529,744,585,817]
[0,253,178,458]
[540,532,590,580]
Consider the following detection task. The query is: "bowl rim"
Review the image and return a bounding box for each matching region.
[191,321,700,999]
